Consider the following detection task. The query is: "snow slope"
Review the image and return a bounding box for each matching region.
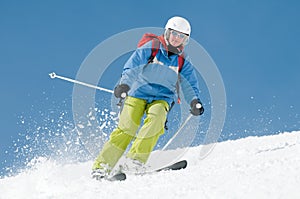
[1,131,300,199]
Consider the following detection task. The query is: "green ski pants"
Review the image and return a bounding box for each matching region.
[92,96,169,170]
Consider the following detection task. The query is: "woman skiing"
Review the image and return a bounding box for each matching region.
[92,16,204,179]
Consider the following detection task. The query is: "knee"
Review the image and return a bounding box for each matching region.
[147,105,168,124]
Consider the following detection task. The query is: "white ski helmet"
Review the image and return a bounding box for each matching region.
[165,16,191,35]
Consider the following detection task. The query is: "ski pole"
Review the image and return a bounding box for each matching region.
[161,114,193,151]
[49,72,114,94]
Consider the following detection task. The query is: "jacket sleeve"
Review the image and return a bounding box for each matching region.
[119,41,152,86]
[179,55,202,103]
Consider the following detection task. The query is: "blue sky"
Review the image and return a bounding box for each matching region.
[1,1,299,175]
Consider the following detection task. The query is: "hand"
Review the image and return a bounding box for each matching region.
[190,99,204,116]
[114,84,130,99]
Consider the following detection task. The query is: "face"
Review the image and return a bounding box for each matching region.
[168,30,188,47]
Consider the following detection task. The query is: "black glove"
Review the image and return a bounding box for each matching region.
[190,99,204,116]
[114,84,130,99]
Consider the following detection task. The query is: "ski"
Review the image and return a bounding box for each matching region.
[92,172,126,182]
[106,172,126,181]
[95,160,187,181]
[155,160,187,172]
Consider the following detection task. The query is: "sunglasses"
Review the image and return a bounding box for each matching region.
[170,30,188,39]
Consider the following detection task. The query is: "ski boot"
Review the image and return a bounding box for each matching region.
[121,158,149,175]
[91,163,111,180]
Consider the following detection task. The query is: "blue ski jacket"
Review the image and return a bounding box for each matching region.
[119,40,201,107]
